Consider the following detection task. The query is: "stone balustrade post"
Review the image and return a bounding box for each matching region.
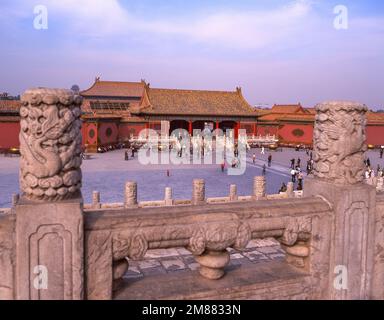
[124,181,138,208]
[92,191,101,209]
[229,184,238,201]
[377,177,384,191]
[192,179,205,205]
[253,176,266,200]
[15,88,84,300]
[12,194,19,207]
[164,187,173,206]
[286,182,294,198]
[304,101,379,299]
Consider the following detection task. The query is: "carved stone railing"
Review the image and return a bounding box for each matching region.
[84,196,332,300]
[83,179,302,211]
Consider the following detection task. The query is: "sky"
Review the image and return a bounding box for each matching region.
[0,0,383,109]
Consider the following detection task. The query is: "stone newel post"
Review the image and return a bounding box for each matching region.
[15,88,84,300]
[305,101,376,299]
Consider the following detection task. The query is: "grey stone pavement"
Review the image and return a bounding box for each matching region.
[125,238,284,280]
[1,148,383,208]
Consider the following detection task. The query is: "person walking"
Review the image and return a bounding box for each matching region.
[252,153,256,164]
[268,154,272,167]
[297,172,304,190]
[262,164,267,175]
[221,161,225,172]
[306,160,312,175]
[124,150,129,161]
[291,168,296,183]
[290,158,295,169]
[261,146,265,155]
[297,157,301,168]
[367,157,371,167]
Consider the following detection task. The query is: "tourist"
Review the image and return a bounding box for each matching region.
[131,148,135,158]
[268,154,272,167]
[310,151,313,161]
[367,157,371,167]
[297,157,301,168]
[290,158,295,169]
[279,182,287,193]
[261,146,265,155]
[291,168,296,183]
[262,164,266,175]
[232,157,238,168]
[221,161,225,172]
[124,150,129,161]
[306,160,312,175]
[166,169,170,177]
[381,147,384,159]
[298,171,304,186]
[252,153,256,164]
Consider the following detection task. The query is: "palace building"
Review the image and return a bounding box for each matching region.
[1,78,384,151]
[80,79,258,152]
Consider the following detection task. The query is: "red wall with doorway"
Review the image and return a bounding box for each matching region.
[0,122,20,148]
[99,122,119,145]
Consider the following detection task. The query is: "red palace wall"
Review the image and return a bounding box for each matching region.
[119,123,147,139]
[98,122,119,146]
[366,125,384,146]
[257,125,279,136]
[0,122,20,148]
[278,123,313,145]
[240,122,257,136]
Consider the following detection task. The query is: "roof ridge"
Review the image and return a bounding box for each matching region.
[149,87,237,94]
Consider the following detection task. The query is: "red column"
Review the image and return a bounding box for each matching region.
[253,123,257,136]
[235,122,240,139]
[216,121,220,130]
[188,121,193,135]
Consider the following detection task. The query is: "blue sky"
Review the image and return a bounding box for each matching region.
[0,0,383,109]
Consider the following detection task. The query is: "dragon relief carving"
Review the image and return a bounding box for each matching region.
[312,101,368,185]
[280,217,312,246]
[19,88,83,201]
[187,221,251,255]
[112,232,148,261]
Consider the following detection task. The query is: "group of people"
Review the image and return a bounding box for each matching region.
[364,159,384,179]
[124,148,136,161]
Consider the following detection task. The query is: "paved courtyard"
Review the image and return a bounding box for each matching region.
[1,148,383,208]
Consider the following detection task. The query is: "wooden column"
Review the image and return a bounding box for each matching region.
[188,121,193,135]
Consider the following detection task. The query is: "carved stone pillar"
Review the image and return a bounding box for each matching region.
[229,184,238,201]
[15,88,84,300]
[164,187,173,206]
[92,191,101,209]
[286,182,294,198]
[192,179,205,205]
[253,176,266,200]
[304,101,376,300]
[124,181,138,208]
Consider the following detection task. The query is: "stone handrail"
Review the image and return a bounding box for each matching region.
[84,196,332,300]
